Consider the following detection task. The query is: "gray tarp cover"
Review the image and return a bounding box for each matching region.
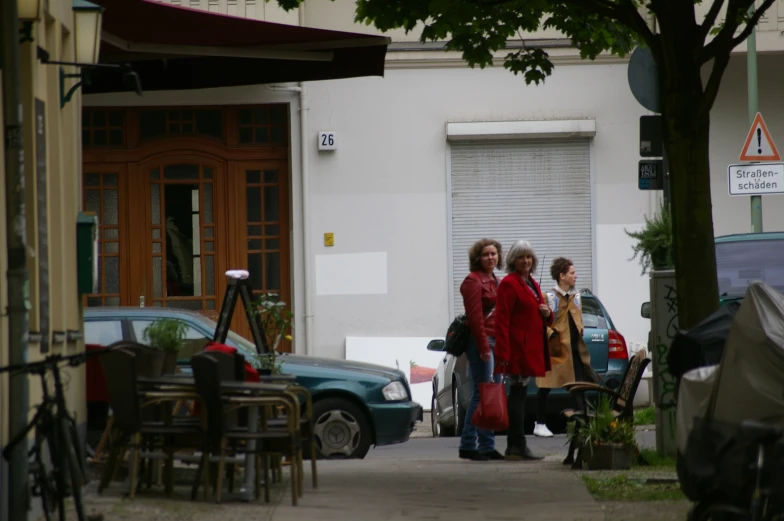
[676,281,784,451]
[710,281,784,425]
[675,365,717,453]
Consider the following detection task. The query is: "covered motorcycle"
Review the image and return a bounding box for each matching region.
[676,281,784,509]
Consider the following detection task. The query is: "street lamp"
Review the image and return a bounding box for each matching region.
[73,0,103,65]
[18,0,42,43]
[17,0,42,21]
[36,0,142,108]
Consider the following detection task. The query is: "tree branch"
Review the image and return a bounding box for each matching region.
[701,0,776,62]
[699,0,750,115]
[700,44,733,117]
[697,0,726,44]
[700,0,745,63]
[730,0,777,48]
[617,0,658,50]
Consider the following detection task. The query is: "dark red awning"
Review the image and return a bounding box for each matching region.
[84,0,389,94]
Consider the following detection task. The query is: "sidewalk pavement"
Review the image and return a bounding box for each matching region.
[84,456,603,521]
[79,423,685,521]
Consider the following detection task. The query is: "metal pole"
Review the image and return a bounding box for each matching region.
[747,3,763,233]
[1,0,32,519]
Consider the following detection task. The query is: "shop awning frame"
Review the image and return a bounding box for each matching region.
[84,0,390,94]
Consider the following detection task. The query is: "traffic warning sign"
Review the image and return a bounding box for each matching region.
[739,112,781,162]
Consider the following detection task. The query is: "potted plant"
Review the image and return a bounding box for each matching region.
[252,293,293,375]
[625,202,673,274]
[566,395,637,470]
[143,318,188,374]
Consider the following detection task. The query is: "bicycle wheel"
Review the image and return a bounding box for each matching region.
[59,417,86,521]
[39,412,68,521]
[29,441,56,521]
[66,416,87,479]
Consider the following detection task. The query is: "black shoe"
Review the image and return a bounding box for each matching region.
[459,450,489,461]
[504,447,522,461]
[479,450,505,461]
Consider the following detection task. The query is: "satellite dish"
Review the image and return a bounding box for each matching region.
[628,45,660,113]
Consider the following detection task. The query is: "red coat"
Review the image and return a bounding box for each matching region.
[204,342,261,382]
[460,271,499,357]
[494,274,554,377]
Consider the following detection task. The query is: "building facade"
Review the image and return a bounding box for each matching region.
[82,1,784,361]
[1,0,89,517]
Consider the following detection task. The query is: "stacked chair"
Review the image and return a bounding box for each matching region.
[97,344,317,505]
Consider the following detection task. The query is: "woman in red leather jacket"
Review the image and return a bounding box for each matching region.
[458,238,505,461]
[495,239,553,461]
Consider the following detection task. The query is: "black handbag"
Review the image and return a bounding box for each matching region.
[444,314,471,357]
[444,307,494,357]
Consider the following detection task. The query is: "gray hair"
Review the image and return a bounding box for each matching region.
[505,240,539,275]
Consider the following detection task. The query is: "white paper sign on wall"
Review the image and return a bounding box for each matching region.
[318,131,337,151]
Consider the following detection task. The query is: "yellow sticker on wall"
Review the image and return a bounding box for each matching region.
[324,233,334,247]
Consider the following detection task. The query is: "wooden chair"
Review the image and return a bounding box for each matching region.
[98,348,204,497]
[560,349,651,468]
[189,353,302,505]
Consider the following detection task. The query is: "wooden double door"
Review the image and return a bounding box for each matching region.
[83,152,290,344]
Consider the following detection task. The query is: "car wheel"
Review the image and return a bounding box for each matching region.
[453,383,465,437]
[311,398,372,459]
[430,395,440,437]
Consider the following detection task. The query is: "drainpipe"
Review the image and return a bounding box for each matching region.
[264,4,313,356]
[1,0,32,519]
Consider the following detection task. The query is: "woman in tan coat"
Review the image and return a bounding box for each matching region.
[533,257,599,438]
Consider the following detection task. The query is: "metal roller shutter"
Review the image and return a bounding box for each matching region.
[449,139,593,317]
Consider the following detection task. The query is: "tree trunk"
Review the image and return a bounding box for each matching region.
[659,46,720,329]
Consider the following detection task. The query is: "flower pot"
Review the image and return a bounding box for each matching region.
[162,351,179,374]
[137,349,165,377]
[651,248,672,270]
[582,443,633,470]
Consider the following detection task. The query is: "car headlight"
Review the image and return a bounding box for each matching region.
[382,381,408,401]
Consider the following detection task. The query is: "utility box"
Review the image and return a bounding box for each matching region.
[649,269,679,457]
[76,212,99,295]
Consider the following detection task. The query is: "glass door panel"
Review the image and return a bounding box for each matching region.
[241,163,290,350]
[82,169,124,307]
[149,163,217,311]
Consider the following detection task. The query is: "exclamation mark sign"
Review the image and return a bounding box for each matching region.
[757,128,763,154]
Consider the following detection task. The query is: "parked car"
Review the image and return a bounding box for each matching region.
[84,307,423,459]
[428,289,628,437]
[640,231,784,318]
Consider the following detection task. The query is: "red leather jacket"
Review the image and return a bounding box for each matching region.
[494,274,554,377]
[460,271,499,357]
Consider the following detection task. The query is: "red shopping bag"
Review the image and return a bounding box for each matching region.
[471,382,509,431]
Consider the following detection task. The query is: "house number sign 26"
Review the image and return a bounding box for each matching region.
[318,131,337,151]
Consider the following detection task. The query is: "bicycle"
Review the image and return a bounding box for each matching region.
[1,349,109,521]
[689,419,784,521]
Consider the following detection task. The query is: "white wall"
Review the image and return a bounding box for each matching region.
[303,63,653,357]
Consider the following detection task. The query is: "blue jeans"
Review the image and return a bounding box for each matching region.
[459,337,502,453]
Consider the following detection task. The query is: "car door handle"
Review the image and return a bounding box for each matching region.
[443,358,448,363]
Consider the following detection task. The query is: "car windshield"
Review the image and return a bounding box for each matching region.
[716,239,784,297]
[581,296,609,329]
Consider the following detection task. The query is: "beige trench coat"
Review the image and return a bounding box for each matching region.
[535,289,597,389]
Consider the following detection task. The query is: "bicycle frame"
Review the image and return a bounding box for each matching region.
[1,349,109,521]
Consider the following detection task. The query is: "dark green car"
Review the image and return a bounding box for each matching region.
[715,232,784,304]
[84,307,423,459]
[641,231,784,313]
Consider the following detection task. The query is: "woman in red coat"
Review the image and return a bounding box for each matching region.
[458,238,505,461]
[494,239,553,461]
